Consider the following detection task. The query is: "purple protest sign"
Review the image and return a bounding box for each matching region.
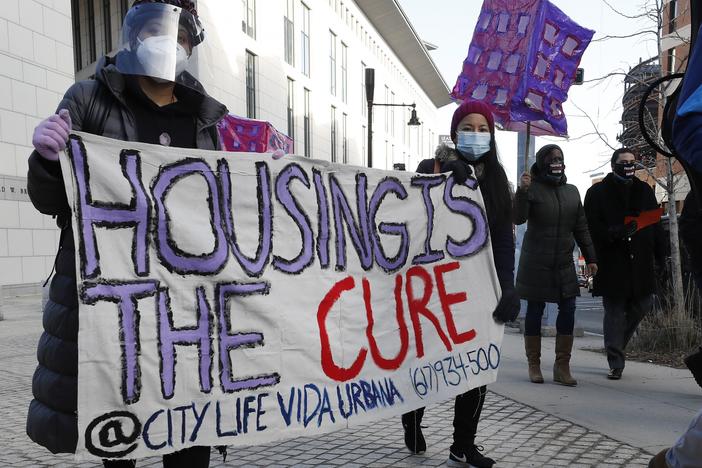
[451,0,594,136]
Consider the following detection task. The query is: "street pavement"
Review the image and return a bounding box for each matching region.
[1,293,697,467]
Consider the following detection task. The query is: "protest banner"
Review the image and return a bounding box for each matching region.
[59,132,504,460]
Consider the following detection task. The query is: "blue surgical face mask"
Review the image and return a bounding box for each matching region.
[456,131,492,161]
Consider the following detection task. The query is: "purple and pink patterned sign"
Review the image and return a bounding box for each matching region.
[451,0,594,136]
[217,114,293,154]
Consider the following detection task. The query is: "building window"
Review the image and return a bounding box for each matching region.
[71,1,82,71]
[361,61,367,116]
[242,0,256,38]
[341,42,348,103]
[73,0,132,73]
[384,85,389,133]
[669,0,677,34]
[301,2,310,76]
[331,106,337,162]
[668,48,676,74]
[120,0,129,18]
[329,31,337,96]
[287,78,295,146]
[342,113,348,163]
[246,50,257,118]
[284,0,294,65]
[87,0,96,64]
[304,88,311,157]
[102,0,112,53]
[390,91,395,137]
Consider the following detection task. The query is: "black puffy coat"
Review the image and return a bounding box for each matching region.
[583,174,664,299]
[26,54,226,454]
[514,163,596,302]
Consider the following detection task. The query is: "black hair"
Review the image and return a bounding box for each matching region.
[611,148,636,164]
[481,136,513,227]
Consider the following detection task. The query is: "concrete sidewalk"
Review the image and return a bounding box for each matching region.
[494,327,702,454]
[0,294,697,467]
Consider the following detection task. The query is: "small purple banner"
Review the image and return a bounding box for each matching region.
[451,0,594,136]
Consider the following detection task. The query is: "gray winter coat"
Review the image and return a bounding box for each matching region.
[26,53,227,454]
[513,160,596,302]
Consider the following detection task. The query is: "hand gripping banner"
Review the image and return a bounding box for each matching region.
[60,132,504,460]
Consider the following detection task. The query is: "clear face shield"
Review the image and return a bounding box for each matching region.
[116,3,205,84]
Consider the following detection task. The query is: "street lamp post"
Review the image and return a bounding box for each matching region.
[365,68,421,168]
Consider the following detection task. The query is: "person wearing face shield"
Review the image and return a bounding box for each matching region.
[25,1,224,466]
[513,145,597,387]
[584,148,665,380]
[400,101,518,468]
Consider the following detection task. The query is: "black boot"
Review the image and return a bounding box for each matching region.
[401,410,426,454]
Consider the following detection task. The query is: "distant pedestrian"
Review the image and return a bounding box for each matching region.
[584,148,664,380]
[401,100,519,468]
[514,144,597,386]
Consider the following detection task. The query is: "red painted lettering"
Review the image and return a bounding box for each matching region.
[405,265,452,358]
[434,262,475,344]
[317,276,368,382]
[363,275,409,370]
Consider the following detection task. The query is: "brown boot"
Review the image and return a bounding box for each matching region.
[524,335,544,383]
[554,335,577,386]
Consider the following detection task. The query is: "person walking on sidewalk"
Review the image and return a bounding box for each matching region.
[26,1,228,466]
[401,100,519,468]
[584,148,664,380]
[514,144,597,386]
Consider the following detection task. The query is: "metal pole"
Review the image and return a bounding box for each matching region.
[367,102,373,168]
[524,121,531,171]
[365,68,375,168]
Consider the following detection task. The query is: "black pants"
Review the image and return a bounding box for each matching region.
[402,385,487,449]
[524,297,577,336]
[103,446,211,468]
[603,294,653,370]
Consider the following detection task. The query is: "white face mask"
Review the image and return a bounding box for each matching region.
[175,43,189,77]
[456,131,491,161]
[136,35,178,81]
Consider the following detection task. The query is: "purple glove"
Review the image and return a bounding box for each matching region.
[32,109,72,161]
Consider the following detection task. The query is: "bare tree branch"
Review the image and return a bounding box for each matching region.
[591,29,659,42]
[601,0,651,19]
[569,101,618,151]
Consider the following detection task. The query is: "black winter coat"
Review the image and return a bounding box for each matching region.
[583,174,664,299]
[417,147,515,291]
[26,54,227,454]
[514,165,596,302]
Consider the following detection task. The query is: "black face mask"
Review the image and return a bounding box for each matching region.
[614,162,635,180]
[547,162,565,178]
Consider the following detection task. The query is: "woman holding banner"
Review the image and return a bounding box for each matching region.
[514,144,597,386]
[401,100,519,468]
[26,1,225,466]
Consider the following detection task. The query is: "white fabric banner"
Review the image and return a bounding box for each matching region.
[60,132,504,460]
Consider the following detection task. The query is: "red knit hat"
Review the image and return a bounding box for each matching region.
[450,100,496,140]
